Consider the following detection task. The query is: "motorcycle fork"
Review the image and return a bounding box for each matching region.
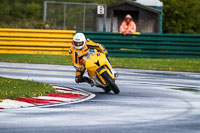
[96,66,115,85]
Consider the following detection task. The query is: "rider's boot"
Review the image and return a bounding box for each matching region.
[83,76,95,87]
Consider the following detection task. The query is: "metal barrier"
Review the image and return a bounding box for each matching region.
[82,31,200,58]
[0,28,75,55]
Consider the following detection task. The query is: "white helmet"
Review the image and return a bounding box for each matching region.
[73,33,86,50]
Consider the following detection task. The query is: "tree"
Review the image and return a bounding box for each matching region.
[161,0,200,33]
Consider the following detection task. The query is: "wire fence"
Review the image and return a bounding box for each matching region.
[43,1,105,31]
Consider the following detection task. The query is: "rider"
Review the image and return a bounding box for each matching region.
[69,33,118,86]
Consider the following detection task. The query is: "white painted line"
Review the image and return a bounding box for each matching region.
[0,86,95,110]
[56,89,89,96]
[0,68,73,76]
[39,86,96,108]
[0,99,35,109]
[35,96,73,102]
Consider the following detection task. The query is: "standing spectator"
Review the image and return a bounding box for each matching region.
[120,14,136,35]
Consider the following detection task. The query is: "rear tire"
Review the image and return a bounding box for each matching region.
[101,71,120,94]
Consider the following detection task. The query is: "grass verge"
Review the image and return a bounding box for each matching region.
[0,76,56,100]
[0,53,200,72]
[110,58,200,72]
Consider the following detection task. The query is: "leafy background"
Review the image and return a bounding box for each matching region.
[0,0,199,33]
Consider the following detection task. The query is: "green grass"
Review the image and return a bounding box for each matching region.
[0,76,56,100]
[0,54,71,65]
[110,58,200,72]
[0,53,200,72]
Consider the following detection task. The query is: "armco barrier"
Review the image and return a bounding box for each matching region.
[82,31,200,58]
[0,29,200,58]
[0,28,75,55]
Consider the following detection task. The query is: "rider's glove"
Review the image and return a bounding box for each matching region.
[102,50,109,57]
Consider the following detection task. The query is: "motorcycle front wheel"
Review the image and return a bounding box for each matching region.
[101,71,120,94]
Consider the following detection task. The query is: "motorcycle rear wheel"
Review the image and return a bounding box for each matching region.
[101,71,120,94]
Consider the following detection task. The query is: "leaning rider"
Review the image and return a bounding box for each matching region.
[69,33,118,86]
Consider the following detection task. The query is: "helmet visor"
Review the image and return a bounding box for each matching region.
[74,41,84,47]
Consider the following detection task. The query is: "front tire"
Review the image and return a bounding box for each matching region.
[103,86,112,93]
[101,71,120,94]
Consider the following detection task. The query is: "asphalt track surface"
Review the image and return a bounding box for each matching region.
[0,62,200,133]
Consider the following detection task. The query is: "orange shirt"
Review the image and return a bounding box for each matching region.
[119,20,136,33]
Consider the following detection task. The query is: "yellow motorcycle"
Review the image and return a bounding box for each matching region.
[82,50,120,94]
